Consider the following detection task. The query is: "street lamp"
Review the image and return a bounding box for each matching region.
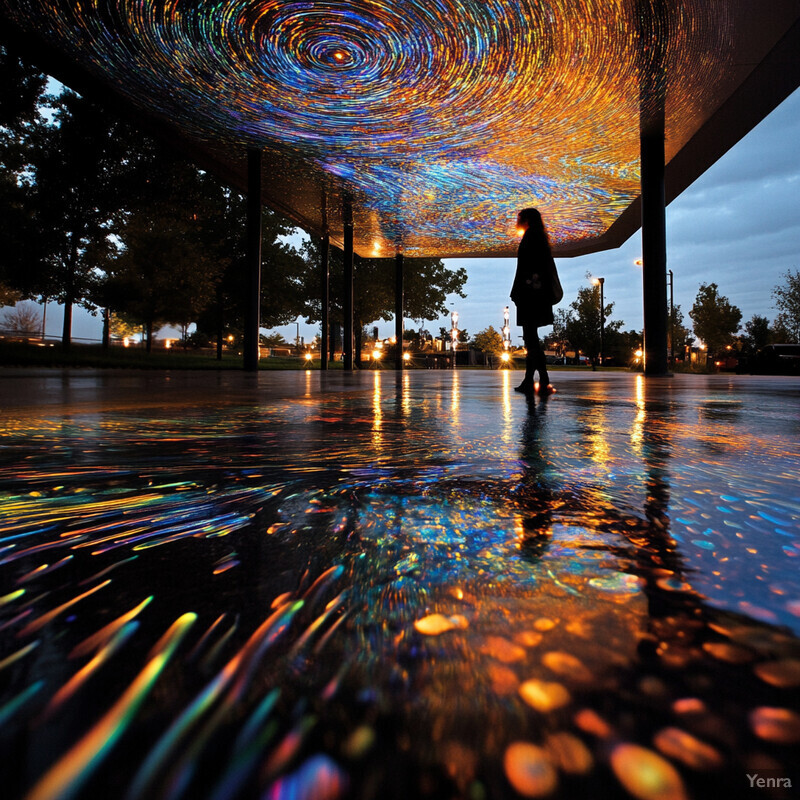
[500,305,512,369]
[502,306,511,350]
[667,269,674,366]
[591,277,605,366]
[450,310,459,369]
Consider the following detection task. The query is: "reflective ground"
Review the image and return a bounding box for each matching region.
[1,369,799,800]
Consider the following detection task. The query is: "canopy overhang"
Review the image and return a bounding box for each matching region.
[2,1,799,258]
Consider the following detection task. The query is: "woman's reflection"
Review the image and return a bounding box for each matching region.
[514,395,555,564]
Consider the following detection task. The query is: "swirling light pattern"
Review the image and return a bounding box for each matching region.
[3,0,789,256]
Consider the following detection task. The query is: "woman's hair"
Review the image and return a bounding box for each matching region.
[518,208,550,245]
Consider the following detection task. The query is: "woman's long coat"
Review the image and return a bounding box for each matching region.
[510,229,557,327]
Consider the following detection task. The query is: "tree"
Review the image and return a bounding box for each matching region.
[108,311,141,341]
[104,203,218,352]
[0,42,48,302]
[605,328,641,364]
[772,269,800,343]
[260,331,288,348]
[1,300,41,334]
[0,284,20,306]
[562,278,623,362]
[543,308,570,356]
[689,283,742,354]
[194,198,307,356]
[668,304,693,359]
[741,314,774,355]
[31,90,136,347]
[472,326,504,355]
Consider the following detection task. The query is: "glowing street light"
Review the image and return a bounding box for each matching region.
[402,351,411,362]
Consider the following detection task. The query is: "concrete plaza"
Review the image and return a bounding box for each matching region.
[1,369,799,799]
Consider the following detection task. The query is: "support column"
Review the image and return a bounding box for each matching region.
[320,230,330,371]
[342,197,354,371]
[638,0,669,376]
[640,119,669,376]
[394,249,404,370]
[244,149,262,372]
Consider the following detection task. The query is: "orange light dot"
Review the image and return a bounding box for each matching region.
[504,742,558,797]
[519,679,571,712]
[610,743,688,800]
[414,614,455,636]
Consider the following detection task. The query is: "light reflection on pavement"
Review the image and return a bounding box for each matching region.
[0,369,798,799]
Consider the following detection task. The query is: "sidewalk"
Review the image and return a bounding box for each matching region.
[1,369,798,798]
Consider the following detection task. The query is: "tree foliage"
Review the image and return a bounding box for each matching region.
[689,283,742,354]
[472,326,504,354]
[0,42,48,132]
[772,269,800,343]
[0,42,49,301]
[193,199,306,348]
[741,314,774,355]
[104,204,219,351]
[108,311,141,340]
[669,303,693,357]
[30,90,140,346]
[562,279,623,360]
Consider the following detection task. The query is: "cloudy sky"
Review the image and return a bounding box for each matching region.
[48,86,799,345]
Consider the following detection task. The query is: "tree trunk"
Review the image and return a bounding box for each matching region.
[102,308,110,349]
[61,231,79,350]
[215,292,224,361]
[146,320,153,353]
[355,321,363,369]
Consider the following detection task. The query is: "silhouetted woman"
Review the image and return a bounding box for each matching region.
[510,208,562,396]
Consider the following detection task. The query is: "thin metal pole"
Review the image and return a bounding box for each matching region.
[668,269,674,366]
[342,197,354,371]
[394,249,404,370]
[320,230,330,370]
[243,149,262,372]
[599,277,605,366]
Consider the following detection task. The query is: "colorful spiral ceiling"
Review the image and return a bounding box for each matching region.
[2,1,794,256]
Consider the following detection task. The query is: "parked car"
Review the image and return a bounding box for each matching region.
[713,353,740,372]
[749,344,800,375]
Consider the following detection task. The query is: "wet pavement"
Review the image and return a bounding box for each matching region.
[1,368,799,800]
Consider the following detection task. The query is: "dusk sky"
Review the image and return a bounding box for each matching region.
[42,86,799,347]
